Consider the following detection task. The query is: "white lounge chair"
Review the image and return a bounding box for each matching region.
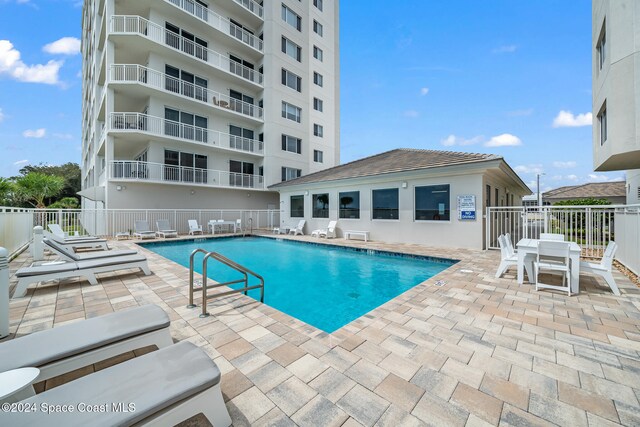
[12,254,152,298]
[288,220,306,236]
[156,219,178,238]
[47,223,95,240]
[134,220,157,239]
[580,241,620,295]
[535,240,572,296]
[44,230,109,251]
[0,304,172,383]
[311,220,338,238]
[236,218,243,233]
[44,237,137,261]
[188,219,203,235]
[1,341,232,427]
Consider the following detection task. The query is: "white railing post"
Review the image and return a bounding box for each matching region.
[31,226,44,261]
[0,247,9,339]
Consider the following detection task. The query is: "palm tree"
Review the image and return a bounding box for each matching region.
[14,172,65,208]
[0,177,13,205]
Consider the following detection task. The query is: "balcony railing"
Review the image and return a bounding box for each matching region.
[109,112,264,155]
[110,64,263,121]
[109,160,265,190]
[109,16,263,85]
[231,0,264,19]
[162,1,263,51]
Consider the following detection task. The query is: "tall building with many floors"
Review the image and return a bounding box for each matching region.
[593,0,640,204]
[80,0,340,210]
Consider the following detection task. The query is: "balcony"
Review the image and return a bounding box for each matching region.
[109,112,264,155]
[109,160,265,190]
[162,1,263,52]
[231,0,263,19]
[110,64,264,121]
[109,16,263,86]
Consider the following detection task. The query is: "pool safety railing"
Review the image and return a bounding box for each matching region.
[187,248,264,317]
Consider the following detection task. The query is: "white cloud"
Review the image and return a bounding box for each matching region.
[0,40,63,85]
[22,128,46,138]
[587,173,610,182]
[492,45,518,54]
[552,110,592,128]
[514,164,544,175]
[484,133,522,147]
[43,37,81,55]
[507,108,533,117]
[440,134,483,147]
[567,174,579,181]
[13,159,28,166]
[403,110,419,118]
[0,108,4,122]
[420,87,429,96]
[553,161,577,169]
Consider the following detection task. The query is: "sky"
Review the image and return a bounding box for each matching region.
[0,0,626,193]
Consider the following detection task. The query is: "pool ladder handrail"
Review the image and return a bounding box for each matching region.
[188,248,265,317]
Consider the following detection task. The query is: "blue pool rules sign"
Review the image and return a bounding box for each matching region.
[457,195,476,220]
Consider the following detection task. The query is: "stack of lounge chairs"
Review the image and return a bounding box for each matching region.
[0,304,232,426]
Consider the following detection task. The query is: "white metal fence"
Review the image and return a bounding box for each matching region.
[487,205,640,275]
[0,208,280,257]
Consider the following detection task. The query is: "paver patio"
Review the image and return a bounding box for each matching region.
[4,234,640,426]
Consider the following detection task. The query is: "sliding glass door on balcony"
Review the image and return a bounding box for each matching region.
[165,65,208,101]
[229,125,255,152]
[229,160,254,187]
[165,22,208,61]
[164,150,208,183]
[164,107,208,143]
[230,90,254,116]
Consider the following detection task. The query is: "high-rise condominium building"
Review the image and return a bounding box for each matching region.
[80,0,340,210]
[593,0,640,204]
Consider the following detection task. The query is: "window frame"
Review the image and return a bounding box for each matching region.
[281,68,302,92]
[414,184,451,222]
[313,123,323,137]
[281,36,302,62]
[598,103,607,145]
[313,149,323,163]
[372,188,399,220]
[313,20,323,36]
[282,134,302,154]
[339,191,360,219]
[313,0,323,12]
[281,4,302,31]
[313,45,323,61]
[313,97,323,112]
[281,167,302,182]
[282,101,302,123]
[290,195,304,217]
[312,193,330,218]
[597,21,606,70]
[313,72,323,87]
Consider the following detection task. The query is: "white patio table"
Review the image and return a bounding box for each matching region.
[516,238,582,294]
[208,220,237,234]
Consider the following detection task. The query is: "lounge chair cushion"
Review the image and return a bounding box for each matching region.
[15,262,78,277]
[75,254,147,269]
[0,305,170,372]
[44,238,137,261]
[2,341,220,426]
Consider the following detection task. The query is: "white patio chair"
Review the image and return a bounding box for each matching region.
[236,218,243,233]
[505,233,516,254]
[188,220,203,235]
[312,220,338,238]
[495,235,518,278]
[540,233,565,241]
[288,220,306,236]
[580,241,620,296]
[156,219,178,238]
[535,240,572,296]
[134,220,156,239]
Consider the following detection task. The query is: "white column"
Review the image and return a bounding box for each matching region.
[0,247,9,339]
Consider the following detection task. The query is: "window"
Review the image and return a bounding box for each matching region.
[163,149,208,183]
[312,193,329,218]
[281,4,302,31]
[313,20,323,36]
[290,195,304,217]
[229,54,255,81]
[165,64,208,101]
[495,188,499,207]
[282,101,302,123]
[415,185,450,221]
[165,22,208,61]
[372,189,399,220]
[282,37,302,62]
[313,46,323,61]
[281,167,301,182]
[313,97,323,112]
[164,107,208,142]
[485,184,491,208]
[281,68,302,92]
[282,134,302,154]
[313,72,323,87]
[313,124,323,137]
[339,191,359,219]
[598,104,607,145]
[229,125,255,151]
[313,0,323,11]
[597,22,606,70]
[230,160,256,187]
[313,149,323,163]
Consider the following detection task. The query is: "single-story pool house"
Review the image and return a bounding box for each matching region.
[270,148,531,249]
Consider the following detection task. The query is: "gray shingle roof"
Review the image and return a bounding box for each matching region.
[270,148,502,188]
[543,181,626,199]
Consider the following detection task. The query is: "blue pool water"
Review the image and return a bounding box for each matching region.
[142,237,456,333]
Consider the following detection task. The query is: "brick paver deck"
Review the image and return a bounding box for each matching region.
[5,234,640,426]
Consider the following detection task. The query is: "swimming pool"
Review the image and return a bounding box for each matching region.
[142,237,457,333]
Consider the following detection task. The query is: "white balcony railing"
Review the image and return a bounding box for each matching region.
[109,112,264,155]
[162,1,263,51]
[110,64,263,120]
[109,16,263,85]
[109,160,265,190]
[231,0,264,19]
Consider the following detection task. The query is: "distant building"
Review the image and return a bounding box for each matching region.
[542,181,626,205]
[270,148,531,249]
[592,0,640,204]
